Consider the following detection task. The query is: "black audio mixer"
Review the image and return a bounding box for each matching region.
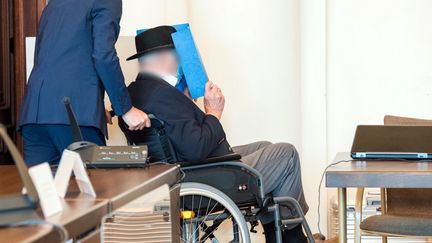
[73,143,149,168]
[63,98,149,168]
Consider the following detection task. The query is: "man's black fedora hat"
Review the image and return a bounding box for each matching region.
[126,25,177,61]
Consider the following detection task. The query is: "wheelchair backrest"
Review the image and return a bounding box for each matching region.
[118,115,178,162]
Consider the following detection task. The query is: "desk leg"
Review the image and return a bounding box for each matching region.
[338,188,347,243]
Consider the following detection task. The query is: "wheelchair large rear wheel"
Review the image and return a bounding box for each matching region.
[180,182,251,243]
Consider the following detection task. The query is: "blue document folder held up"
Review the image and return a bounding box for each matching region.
[171,24,208,99]
[137,24,189,34]
[137,24,208,99]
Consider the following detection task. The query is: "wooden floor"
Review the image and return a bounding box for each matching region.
[217,221,265,242]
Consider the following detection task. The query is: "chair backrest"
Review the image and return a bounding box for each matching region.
[384,115,432,126]
[383,115,432,217]
[118,115,178,163]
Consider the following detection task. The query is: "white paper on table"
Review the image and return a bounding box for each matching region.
[54,150,75,197]
[72,154,96,197]
[55,150,96,198]
[28,162,63,218]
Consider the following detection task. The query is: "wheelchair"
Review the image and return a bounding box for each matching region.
[119,115,315,243]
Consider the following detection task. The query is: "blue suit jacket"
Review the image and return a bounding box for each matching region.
[18,0,132,135]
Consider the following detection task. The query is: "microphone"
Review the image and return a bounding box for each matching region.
[63,97,84,142]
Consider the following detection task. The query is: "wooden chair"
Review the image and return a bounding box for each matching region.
[354,115,432,243]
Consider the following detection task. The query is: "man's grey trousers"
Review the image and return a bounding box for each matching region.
[232,141,309,224]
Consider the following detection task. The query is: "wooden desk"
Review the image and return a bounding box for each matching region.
[0,165,109,242]
[0,200,107,242]
[46,198,108,239]
[326,153,432,243]
[67,164,180,211]
[0,225,61,243]
[0,166,62,242]
[0,164,180,242]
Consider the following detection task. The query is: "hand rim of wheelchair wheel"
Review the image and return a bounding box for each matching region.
[180,182,251,243]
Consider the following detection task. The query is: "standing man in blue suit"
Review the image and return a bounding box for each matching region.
[18,0,150,166]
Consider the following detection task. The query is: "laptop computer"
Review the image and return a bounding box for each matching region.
[63,98,148,168]
[351,125,432,160]
[0,125,40,226]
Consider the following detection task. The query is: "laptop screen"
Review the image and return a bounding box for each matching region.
[351,125,432,153]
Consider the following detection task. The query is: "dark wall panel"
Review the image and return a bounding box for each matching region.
[0,0,14,163]
[0,0,45,163]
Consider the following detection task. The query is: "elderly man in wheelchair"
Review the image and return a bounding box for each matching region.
[117,26,315,243]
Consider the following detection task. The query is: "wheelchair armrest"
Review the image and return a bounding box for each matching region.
[177,153,242,167]
[203,153,242,163]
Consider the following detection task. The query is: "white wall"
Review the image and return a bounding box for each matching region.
[119,0,188,35]
[300,0,328,234]
[327,0,432,159]
[325,0,432,236]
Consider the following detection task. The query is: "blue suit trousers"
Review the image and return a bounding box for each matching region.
[21,124,105,166]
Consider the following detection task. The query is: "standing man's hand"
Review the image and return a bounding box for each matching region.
[204,81,225,120]
[122,107,151,130]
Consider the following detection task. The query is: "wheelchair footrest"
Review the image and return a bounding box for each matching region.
[249,220,259,233]
[268,196,316,243]
[281,218,304,226]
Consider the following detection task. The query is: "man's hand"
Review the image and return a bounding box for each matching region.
[121,107,151,130]
[204,81,225,120]
[105,109,113,125]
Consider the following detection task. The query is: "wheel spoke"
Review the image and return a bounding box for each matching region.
[182,199,238,243]
[181,198,242,243]
[191,199,219,240]
[197,195,203,221]
[179,183,249,243]
[200,216,232,242]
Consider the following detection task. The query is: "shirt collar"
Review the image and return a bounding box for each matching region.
[144,71,178,87]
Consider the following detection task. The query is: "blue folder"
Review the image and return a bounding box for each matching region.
[136,23,189,35]
[137,24,208,99]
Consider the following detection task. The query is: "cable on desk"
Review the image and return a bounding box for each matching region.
[317,159,353,238]
[8,219,69,242]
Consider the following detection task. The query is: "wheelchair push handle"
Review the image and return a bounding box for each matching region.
[109,110,163,125]
[109,110,156,119]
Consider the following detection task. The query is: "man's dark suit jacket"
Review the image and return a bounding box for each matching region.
[18,0,131,135]
[123,73,232,162]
